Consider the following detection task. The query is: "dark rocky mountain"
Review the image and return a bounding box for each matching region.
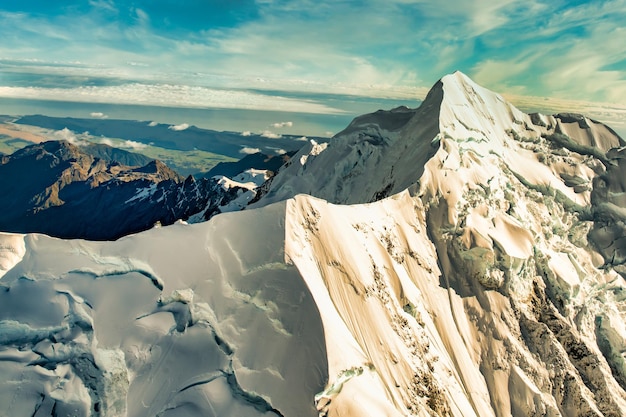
[80,142,155,167]
[0,140,267,240]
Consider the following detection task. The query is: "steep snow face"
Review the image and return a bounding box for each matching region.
[419,71,623,218]
[409,73,626,415]
[285,192,488,416]
[0,206,328,417]
[254,96,440,206]
[285,191,626,416]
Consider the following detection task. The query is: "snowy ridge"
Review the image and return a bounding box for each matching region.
[285,192,484,416]
[186,169,272,222]
[1,72,626,416]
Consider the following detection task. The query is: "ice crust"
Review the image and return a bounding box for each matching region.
[1,72,626,416]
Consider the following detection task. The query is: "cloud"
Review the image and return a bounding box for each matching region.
[53,127,80,144]
[240,147,261,155]
[472,59,532,94]
[148,121,158,126]
[90,112,108,119]
[468,7,626,104]
[99,137,147,150]
[275,148,287,155]
[168,123,190,131]
[121,140,147,150]
[88,0,118,13]
[99,137,148,150]
[0,0,624,112]
[51,127,92,145]
[271,121,293,128]
[261,130,282,139]
[0,84,344,114]
[386,0,523,36]
[240,131,252,136]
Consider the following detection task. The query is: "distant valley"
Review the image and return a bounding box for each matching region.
[1,114,327,176]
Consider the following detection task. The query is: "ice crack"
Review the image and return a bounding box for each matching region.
[222,360,285,417]
[70,254,164,290]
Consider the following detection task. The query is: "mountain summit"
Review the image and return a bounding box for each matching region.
[0,72,625,417]
[255,71,622,207]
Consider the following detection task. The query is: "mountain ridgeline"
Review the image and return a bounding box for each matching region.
[0,141,283,239]
[0,72,625,417]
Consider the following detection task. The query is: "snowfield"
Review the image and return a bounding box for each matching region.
[1,72,625,416]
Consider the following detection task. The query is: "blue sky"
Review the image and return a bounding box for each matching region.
[0,1,625,119]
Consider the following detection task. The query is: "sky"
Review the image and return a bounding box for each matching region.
[0,0,625,134]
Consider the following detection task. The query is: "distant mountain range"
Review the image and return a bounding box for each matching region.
[0,140,288,240]
[14,115,319,159]
[78,141,155,167]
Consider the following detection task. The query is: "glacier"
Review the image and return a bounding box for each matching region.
[1,71,625,416]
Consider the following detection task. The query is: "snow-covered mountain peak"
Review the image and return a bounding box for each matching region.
[437,71,527,145]
[255,71,623,213]
[253,72,540,207]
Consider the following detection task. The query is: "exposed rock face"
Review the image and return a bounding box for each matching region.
[0,72,625,417]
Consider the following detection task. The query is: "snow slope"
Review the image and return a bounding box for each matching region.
[1,72,626,416]
[0,206,327,417]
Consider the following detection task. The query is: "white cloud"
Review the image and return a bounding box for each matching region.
[469,14,626,104]
[90,112,108,119]
[121,140,147,150]
[134,8,150,26]
[472,59,532,94]
[275,149,287,155]
[148,121,158,127]
[99,138,147,150]
[241,131,252,136]
[261,130,282,139]
[88,0,117,13]
[54,127,79,143]
[168,123,190,131]
[52,127,91,145]
[0,84,344,114]
[0,0,624,113]
[271,121,293,128]
[240,147,261,155]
